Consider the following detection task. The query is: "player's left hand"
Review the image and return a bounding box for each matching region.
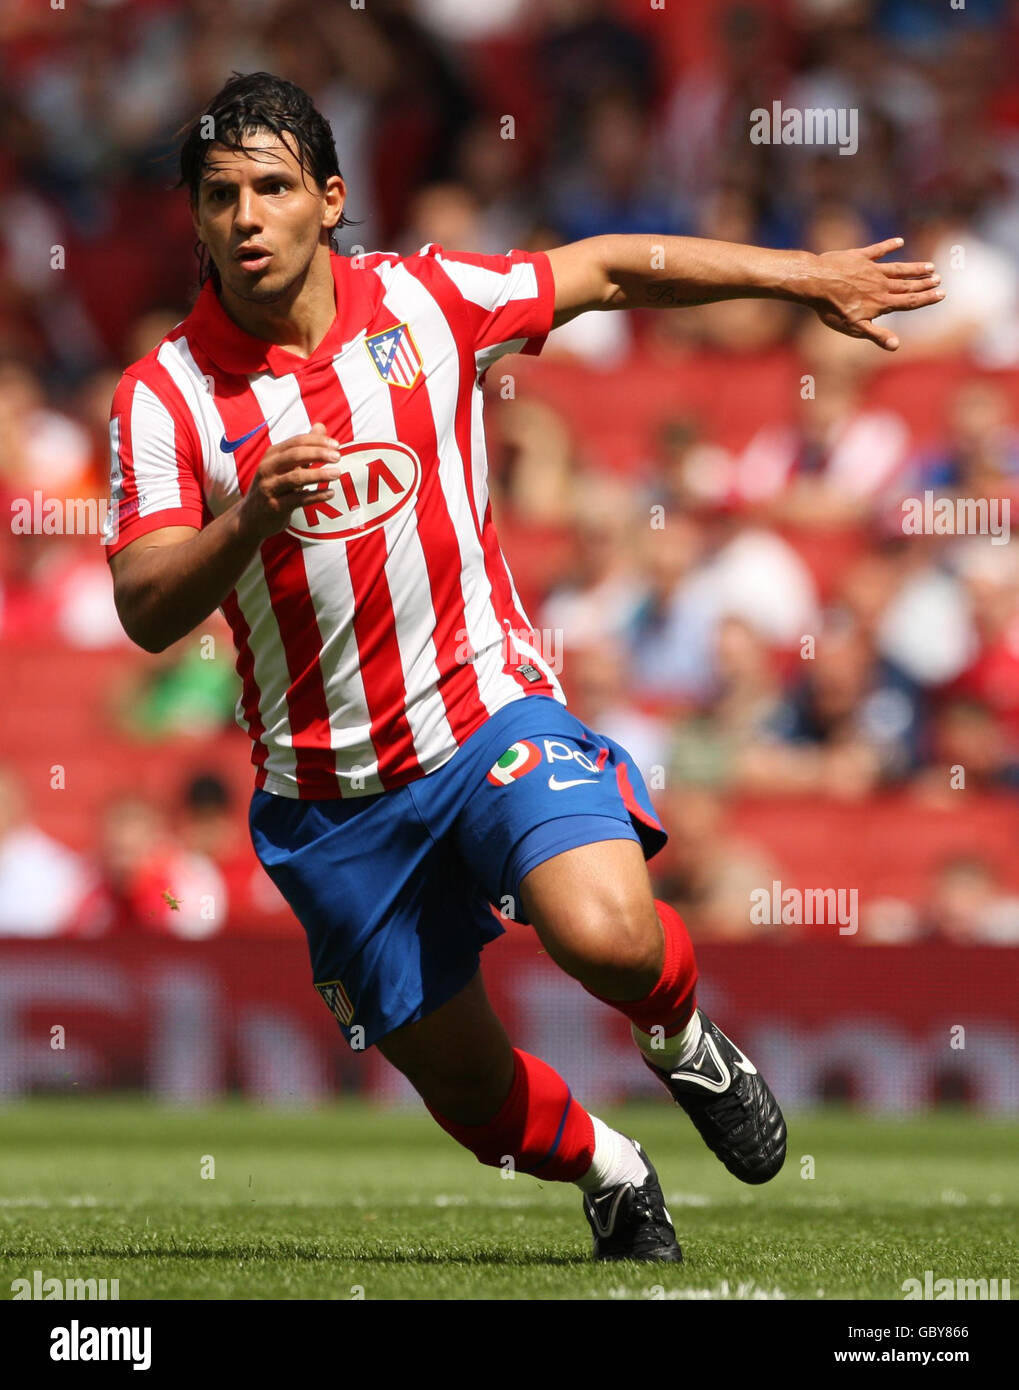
[807,238,943,350]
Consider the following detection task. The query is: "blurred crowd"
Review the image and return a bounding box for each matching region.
[0,762,291,939]
[3,0,1019,943]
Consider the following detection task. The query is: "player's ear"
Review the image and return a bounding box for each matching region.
[323,175,346,232]
[190,197,205,244]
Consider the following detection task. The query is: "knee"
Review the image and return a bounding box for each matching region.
[543,889,664,986]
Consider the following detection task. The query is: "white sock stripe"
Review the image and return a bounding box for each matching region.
[632,1010,704,1070]
[574,1117,647,1193]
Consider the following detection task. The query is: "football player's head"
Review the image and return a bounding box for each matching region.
[178,71,359,303]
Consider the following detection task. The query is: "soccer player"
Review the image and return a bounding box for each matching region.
[105,73,942,1262]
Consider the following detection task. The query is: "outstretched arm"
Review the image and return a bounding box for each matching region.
[544,234,943,351]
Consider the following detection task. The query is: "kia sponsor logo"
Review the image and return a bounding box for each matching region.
[287,440,421,541]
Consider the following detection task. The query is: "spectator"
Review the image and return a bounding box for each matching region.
[916,698,1019,796]
[734,365,911,524]
[70,795,226,939]
[926,856,1019,943]
[0,764,87,936]
[946,542,1019,745]
[545,88,681,244]
[621,509,819,707]
[740,621,926,798]
[649,786,785,943]
[899,378,1019,496]
[561,639,672,784]
[178,772,290,932]
[114,616,240,738]
[539,473,643,650]
[621,512,715,705]
[886,202,1019,366]
[0,358,93,498]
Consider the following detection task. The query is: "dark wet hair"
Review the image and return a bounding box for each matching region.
[175,71,361,289]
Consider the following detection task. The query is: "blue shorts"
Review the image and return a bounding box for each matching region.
[249,694,667,1048]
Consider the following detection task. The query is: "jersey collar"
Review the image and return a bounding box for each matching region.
[187,251,352,377]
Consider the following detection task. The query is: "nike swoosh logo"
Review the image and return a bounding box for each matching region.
[587,1186,628,1238]
[220,421,269,453]
[547,775,598,790]
[674,1036,732,1093]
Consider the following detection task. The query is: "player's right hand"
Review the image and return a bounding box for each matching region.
[237,422,346,541]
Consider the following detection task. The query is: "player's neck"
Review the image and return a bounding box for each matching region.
[216,250,337,359]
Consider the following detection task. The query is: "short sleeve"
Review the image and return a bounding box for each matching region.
[103,370,205,556]
[408,244,556,375]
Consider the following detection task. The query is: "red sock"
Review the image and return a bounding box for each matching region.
[425,1048,595,1182]
[587,898,698,1036]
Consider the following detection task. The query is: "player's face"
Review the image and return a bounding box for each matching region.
[191,131,344,303]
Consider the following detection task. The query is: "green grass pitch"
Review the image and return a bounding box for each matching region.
[0,1099,1015,1300]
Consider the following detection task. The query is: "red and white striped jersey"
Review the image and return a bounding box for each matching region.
[103,244,567,798]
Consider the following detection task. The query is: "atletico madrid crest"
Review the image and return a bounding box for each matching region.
[315,977,355,1026]
[365,322,423,389]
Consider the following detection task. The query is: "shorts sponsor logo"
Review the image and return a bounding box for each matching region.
[486,740,542,786]
[542,739,601,774]
[315,978,355,1026]
[489,737,606,789]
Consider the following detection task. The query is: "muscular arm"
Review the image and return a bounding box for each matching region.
[109,424,344,652]
[544,234,943,350]
[110,512,259,653]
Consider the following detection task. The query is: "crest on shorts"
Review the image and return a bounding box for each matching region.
[365,323,422,389]
[315,977,354,1026]
[486,739,542,787]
